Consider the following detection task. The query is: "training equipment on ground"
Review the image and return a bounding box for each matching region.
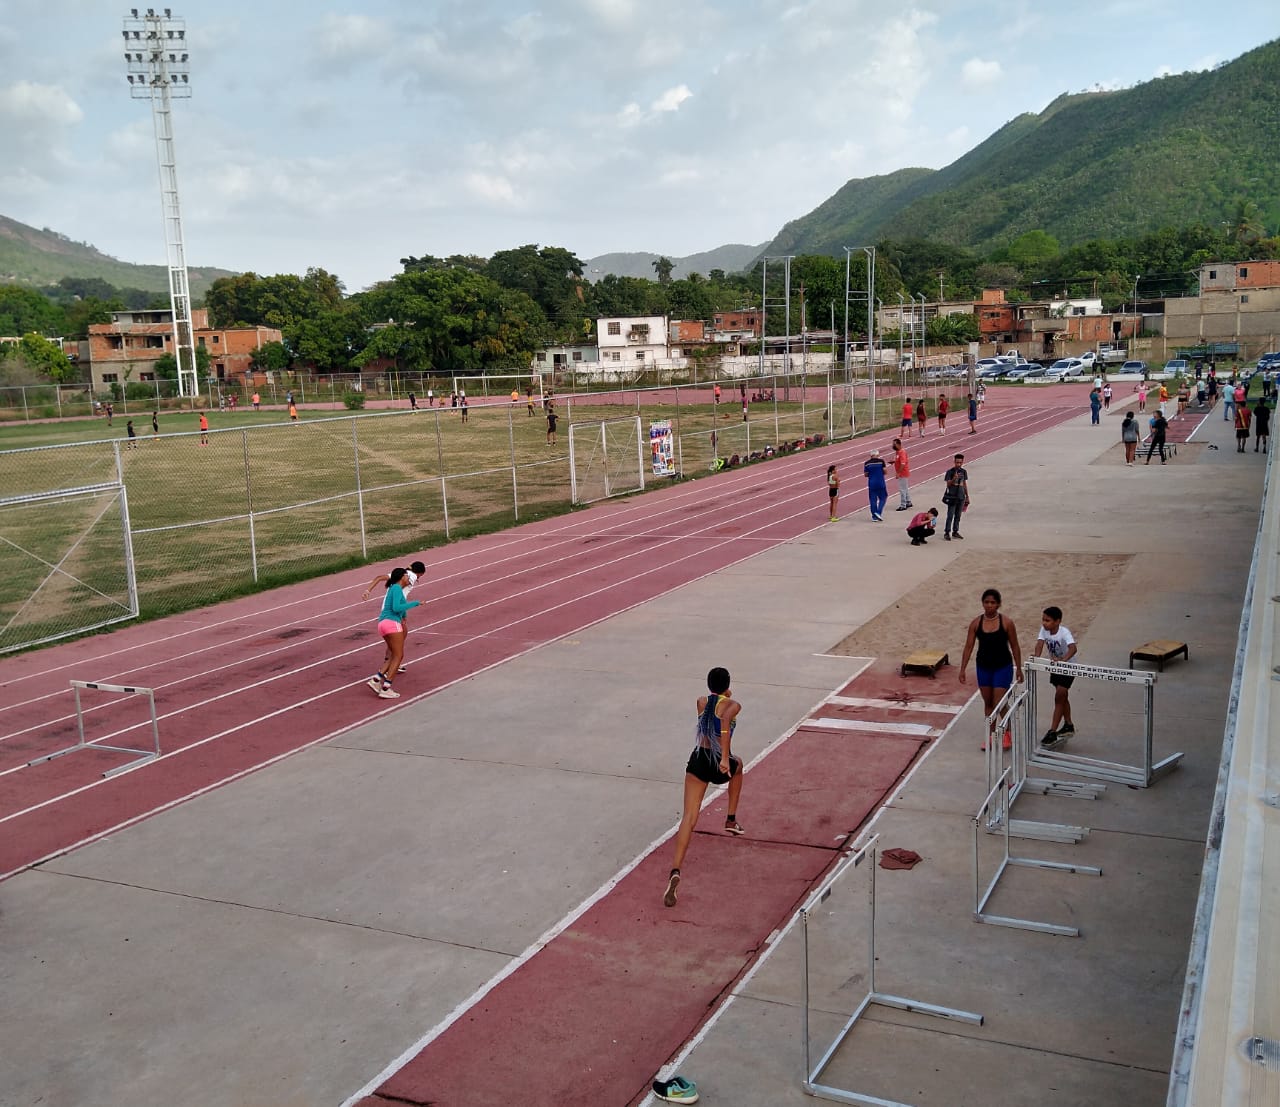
[25,680,160,779]
[900,649,948,677]
[1129,639,1189,671]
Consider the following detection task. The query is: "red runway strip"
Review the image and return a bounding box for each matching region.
[0,406,1068,879]
[354,663,967,1107]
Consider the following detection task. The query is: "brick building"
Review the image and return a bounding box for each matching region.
[86,308,282,391]
[710,310,762,339]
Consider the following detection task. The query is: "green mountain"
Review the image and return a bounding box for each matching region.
[587,243,764,281]
[0,214,235,297]
[761,38,1280,258]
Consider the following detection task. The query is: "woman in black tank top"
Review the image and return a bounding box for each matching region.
[959,588,1024,743]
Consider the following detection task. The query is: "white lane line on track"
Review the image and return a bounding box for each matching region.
[0,406,1062,746]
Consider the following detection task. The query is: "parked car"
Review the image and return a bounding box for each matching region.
[1098,346,1128,365]
[1257,352,1280,370]
[1121,360,1148,374]
[1163,358,1190,375]
[975,359,1006,379]
[1043,358,1087,380]
[1004,364,1047,381]
[1076,351,1097,367]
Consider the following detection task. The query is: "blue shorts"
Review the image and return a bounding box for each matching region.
[975,663,1014,690]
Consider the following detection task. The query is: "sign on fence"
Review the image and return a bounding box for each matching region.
[649,420,675,477]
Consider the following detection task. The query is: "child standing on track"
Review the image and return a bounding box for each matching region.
[915,397,927,437]
[664,667,745,908]
[1035,606,1077,748]
[363,560,427,678]
[826,464,840,521]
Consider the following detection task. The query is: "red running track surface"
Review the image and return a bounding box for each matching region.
[0,404,1075,880]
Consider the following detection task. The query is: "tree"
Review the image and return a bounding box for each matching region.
[0,332,77,382]
[1006,230,1061,269]
[153,345,211,382]
[250,340,291,373]
[926,312,979,346]
[0,285,65,337]
[652,256,675,285]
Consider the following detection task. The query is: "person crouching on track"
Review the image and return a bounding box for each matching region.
[906,507,938,545]
[368,568,420,699]
[664,667,745,908]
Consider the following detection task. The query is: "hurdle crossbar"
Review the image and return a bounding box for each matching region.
[802,833,984,1105]
[28,681,161,778]
[973,769,1102,938]
[1025,657,1183,788]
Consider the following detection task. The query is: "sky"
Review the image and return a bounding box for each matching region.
[1,1,1277,291]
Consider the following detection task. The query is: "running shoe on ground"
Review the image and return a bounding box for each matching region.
[724,819,745,836]
[663,870,680,908]
[1057,723,1075,737]
[653,1076,699,1103]
[1041,730,1065,749]
[397,665,408,673]
[366,676,383,691]
[377,687,401,699]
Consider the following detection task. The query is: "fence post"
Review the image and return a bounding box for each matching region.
[508,402,519,520]
[242,429,258,581]
[773,375,780,443]
[22,386,29,423]
[352,418,368,558]
[434,409,450,539]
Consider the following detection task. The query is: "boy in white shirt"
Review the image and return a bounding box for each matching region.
[1035,605,1077,747]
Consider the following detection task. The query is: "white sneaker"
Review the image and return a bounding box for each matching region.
[377,686,400,699]
[366,676,383,691]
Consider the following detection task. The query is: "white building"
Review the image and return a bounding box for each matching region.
[1047,298,1104,317]
[596,315,669,367]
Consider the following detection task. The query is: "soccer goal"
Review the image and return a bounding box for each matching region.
[827,382,857,443]
[568,416,646,505]
[0,482,138,654]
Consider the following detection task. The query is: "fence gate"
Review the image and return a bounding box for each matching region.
[0,482,138,654]
[568,416,646,505]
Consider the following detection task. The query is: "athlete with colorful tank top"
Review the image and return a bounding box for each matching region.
[664,667,745,908]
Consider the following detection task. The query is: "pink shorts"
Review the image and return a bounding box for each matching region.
[377,618,403,637]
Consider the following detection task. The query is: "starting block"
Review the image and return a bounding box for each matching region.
[1129,639,1189,672]
[901,649,949,678]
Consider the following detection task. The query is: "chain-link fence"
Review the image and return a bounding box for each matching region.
[0,371,874,639]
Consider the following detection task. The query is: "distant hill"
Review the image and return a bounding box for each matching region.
[0,214,235,297]
[587,243,764,281]
[760,38,1280,258]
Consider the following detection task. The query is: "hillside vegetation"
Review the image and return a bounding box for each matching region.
[762,38,1280,259]
[0,215,234,297]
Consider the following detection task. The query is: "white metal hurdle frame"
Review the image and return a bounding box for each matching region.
[801,833,984,1105]
[28,681,161,779]
[1025,656,1183,787]
[973,768,1102,938]
[983,686,1104,845]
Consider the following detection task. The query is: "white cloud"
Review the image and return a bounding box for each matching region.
[651,85,692,113]
[465,171,519,207]
[0,80,83,126]
[961,58,1002,88]
[312,13,391,62]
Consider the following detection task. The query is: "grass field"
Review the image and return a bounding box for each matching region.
[0,380,874,650]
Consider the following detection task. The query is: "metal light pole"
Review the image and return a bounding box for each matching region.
[917,293,927,393]
[864,247,876,415]
[124,7,197,399]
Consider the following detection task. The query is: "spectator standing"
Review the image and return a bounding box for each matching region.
[1089,388,1102,425]
[1254,396,1271,453]
[1102,382,1113,410]
[863,449,888,521]
[937,394,949,433]
[1120,411,1139,466]
[901,397,914,435]
[198,411,209,446]
[252,391,260,411]
[1145,410,1169,464]
[1223,379,1236,422]
[1137,382,1147,412]
[460,393,469,424]
[125,419,138,449]
[941,452,969,540]
[967,392,979,433]
[151,410,159,440]
[1234,402,1252,452]
[891,438,913,511]
[546,405,559,444]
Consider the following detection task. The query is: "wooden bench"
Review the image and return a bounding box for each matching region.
[1129,640,1189,671]
[901,650,949,678]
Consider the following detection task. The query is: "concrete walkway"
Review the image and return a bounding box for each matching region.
[0,400,1265,1107]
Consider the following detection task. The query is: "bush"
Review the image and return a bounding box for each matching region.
[342,391,366,410]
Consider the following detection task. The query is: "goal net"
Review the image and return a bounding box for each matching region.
[0,482,138,654]
[828,382,856,442]
[568,416,646,505]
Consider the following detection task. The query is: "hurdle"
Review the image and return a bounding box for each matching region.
[801,832,984,1105]
[1025,657,1183,787]
[973,768,1102,937]
[28,680,161,778]
[983,686,1104,845]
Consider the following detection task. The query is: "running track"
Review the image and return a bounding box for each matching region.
[0,403,1077,880]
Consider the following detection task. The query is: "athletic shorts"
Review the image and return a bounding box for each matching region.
[901,419,912,428]
[685,746,742,785]
[828,487,838,499]
[975,663,1014,690]
[1049,673,1075,688]
[377,618,404,637]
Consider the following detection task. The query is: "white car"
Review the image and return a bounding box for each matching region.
[1044,358,1087,380]
[1076,351,1097,367]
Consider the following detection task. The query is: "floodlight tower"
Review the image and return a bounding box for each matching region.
[123,8,197,399]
